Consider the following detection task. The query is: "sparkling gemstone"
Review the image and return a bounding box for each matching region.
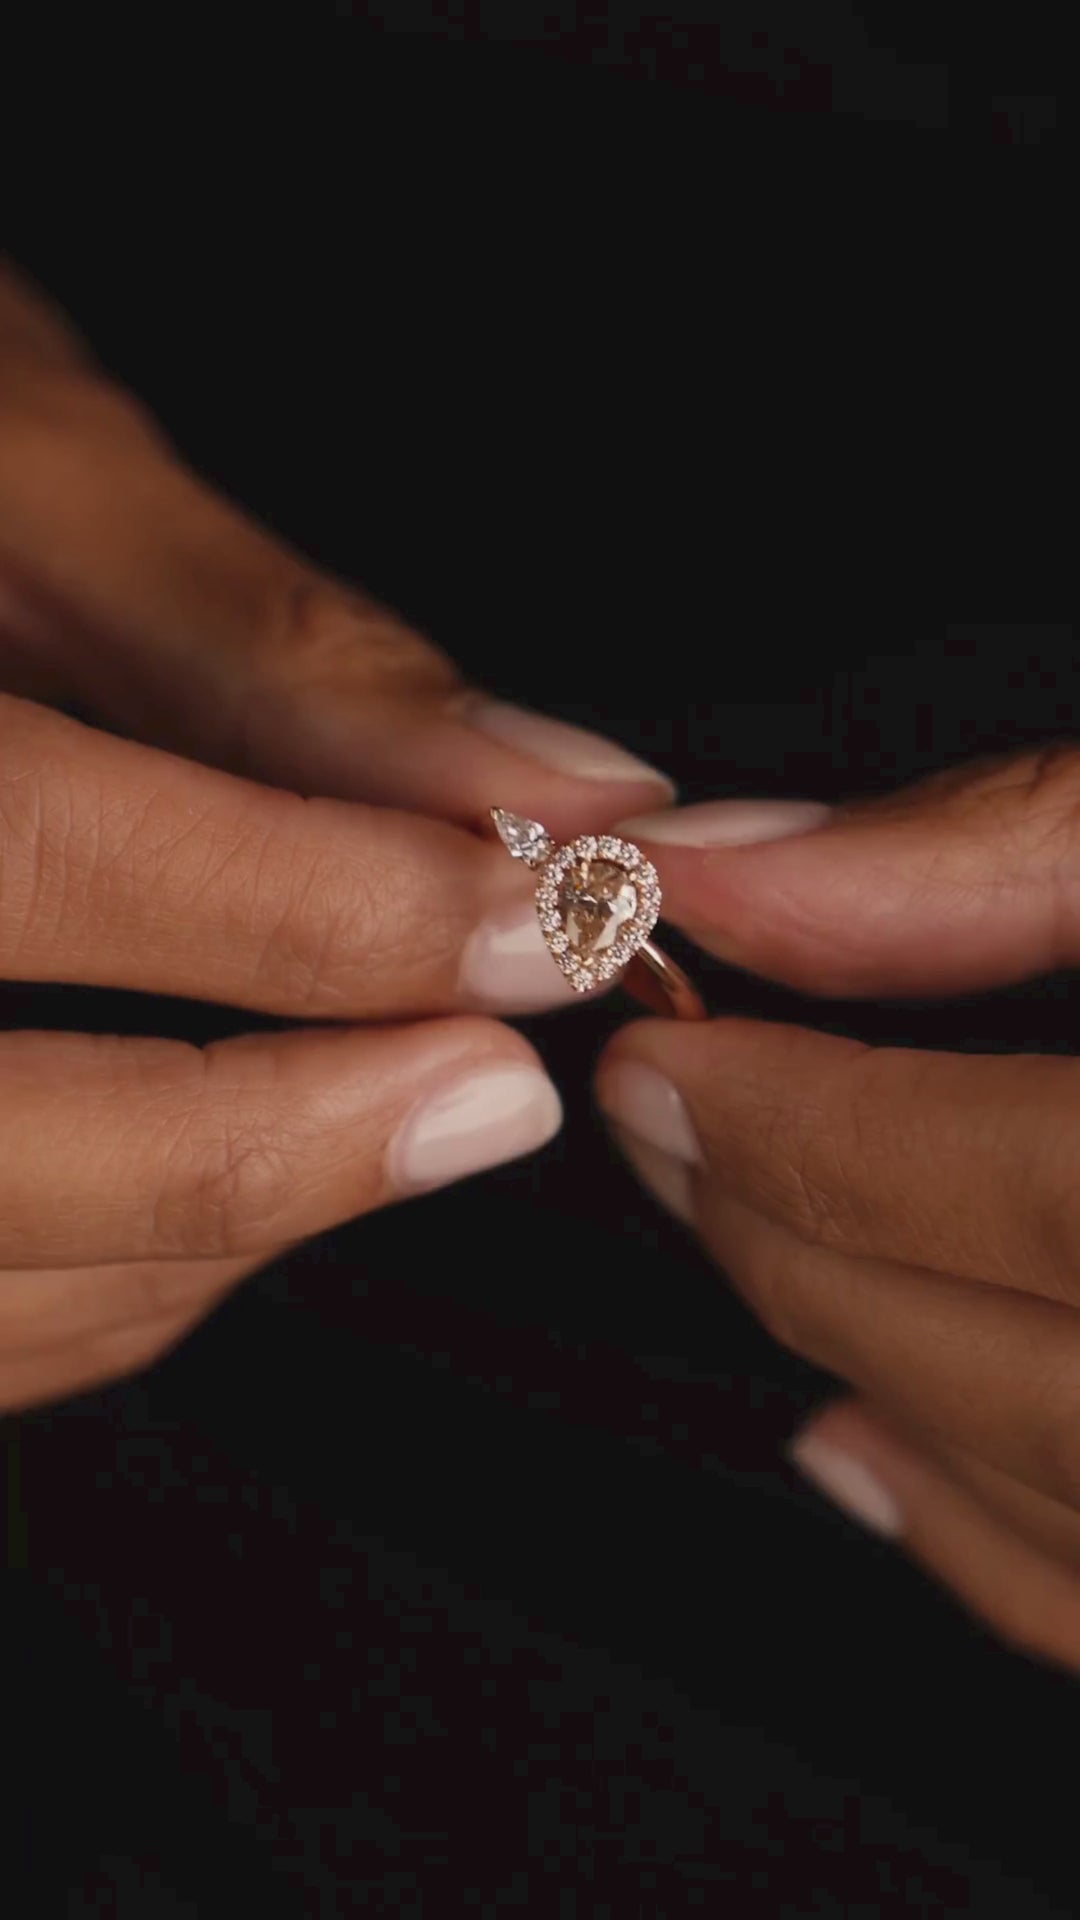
[558,858,638,960]
[490,808,554,866]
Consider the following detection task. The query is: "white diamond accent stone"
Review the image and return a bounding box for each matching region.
[490,808,555,868]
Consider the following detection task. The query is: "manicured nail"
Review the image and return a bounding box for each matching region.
[459,695,674,792]
[613,1128,697,1228]
[390,1063,563,1195]
[616,798,831,847]
[789,1430,902,1538]
[596,1061,702,1164]
[460,899,583,1010]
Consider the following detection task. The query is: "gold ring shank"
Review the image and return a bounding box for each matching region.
[622,938,707,1021]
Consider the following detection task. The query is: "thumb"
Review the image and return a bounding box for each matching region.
[617,748,1080,997]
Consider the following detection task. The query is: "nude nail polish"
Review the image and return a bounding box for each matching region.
[616,798,831,847]
[459,695,674,792]
[789,1432,903,1538]
[460,899,582,1010]
[596,1060,703,1164]
[390,1063,563,1195]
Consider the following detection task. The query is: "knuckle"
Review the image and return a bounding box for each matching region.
[1001,743,1080,824]
[960,744,1080,858]
[154,1095,294,1260]
[249,808,462,1012]
[253,834,386,1011]
[258,576,453,698]
[0,735,86,955]
[775,1043,910,1257]
[0,723,165,963]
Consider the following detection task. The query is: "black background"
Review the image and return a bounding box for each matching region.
[2,13,1076,1917]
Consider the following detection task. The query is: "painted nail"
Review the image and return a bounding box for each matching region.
[460,899,582,1010]
[788,1431,903,1539]
[390,1063,563,1195]
[459,695,674,792]
[613,1128,697,1228]
[596,1061,702,1165]
[616,798,831,847]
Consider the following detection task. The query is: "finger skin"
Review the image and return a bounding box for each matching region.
[679,1183,1080,1516]
[598,1017,1080,1308]
[623,747,1080,997]
[796,1401,1080,1674]
[937,1443,1080,1579]
[0,255,91,372]
[0,691,566,1018]
[0,261,671,833]
[0,1252,266,1355]
[0,1252,268,1415]
[0,1298,218,1415]
[0,1017,556,1269]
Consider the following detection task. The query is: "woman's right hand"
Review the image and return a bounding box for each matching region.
[0,260,673,1411]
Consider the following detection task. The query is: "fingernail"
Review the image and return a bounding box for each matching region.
[613,1127,697,1228]
[596,1061,702,1165]
[459,695,674,792]
[460,899,583,1010]
[789,1430,903,1538]
[391,1062,563,1195]
[616,799,831,847]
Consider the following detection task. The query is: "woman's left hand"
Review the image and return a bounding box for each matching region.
[596,749,1080,1672]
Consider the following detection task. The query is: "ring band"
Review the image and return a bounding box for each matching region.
[491,807,706,1022]
[623,939,707,1021]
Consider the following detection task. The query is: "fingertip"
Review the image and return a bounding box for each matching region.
[388,1048,563,1197]
[594,1056,704,1166]
[457,693,674,792]
[615,798,830,848]
[608,1125,699,1229]
[460,896,601,1013]
[788,1401,907,1540]
[268,681,677,835]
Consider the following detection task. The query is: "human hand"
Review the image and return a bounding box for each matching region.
[0,260,673,1411]
[597,752,1080,1670]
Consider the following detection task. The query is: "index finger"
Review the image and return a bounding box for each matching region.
[616,748,1080,999]
[596,1015,1080,1309]
[0,258,673,837]
[0,692,581,1018]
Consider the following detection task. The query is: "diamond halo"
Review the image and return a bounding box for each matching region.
[491,809,662,994]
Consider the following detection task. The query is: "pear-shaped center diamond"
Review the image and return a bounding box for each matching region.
[558,858,638,959]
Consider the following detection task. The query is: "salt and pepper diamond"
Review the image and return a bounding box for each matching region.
[559,859,638,958]
[491,811,660,994]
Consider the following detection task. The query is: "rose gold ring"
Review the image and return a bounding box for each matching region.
[491,808,707,1022]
